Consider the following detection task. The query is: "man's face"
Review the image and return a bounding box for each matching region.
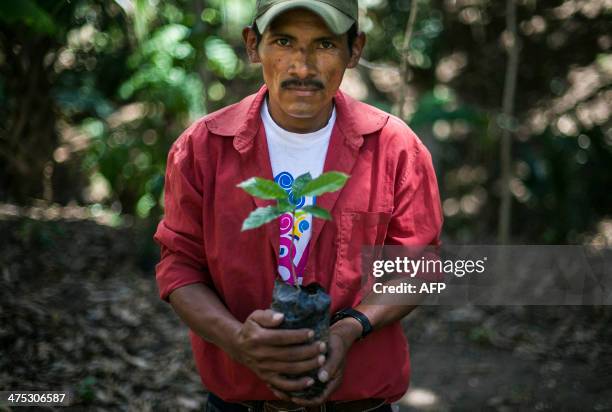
[244,8,364,124]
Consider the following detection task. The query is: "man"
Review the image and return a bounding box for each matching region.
[154,0,443,410]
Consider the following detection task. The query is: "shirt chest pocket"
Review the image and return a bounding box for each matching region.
[334,210,392,291]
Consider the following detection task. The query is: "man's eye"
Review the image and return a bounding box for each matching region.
[320,40,335,49]
[276,38,290,47]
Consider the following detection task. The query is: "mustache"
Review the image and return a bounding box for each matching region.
[281,79,325,90]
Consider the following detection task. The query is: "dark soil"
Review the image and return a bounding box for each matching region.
[1,209,611,411]
[271,280,331,398]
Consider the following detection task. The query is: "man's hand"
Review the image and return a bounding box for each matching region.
[268,317,363,405]
[227,309,327,394]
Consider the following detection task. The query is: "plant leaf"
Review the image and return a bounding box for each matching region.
[277,198,294,213]
[241,206,283,231]
[237,177,287,200]
[300,172,349,197]
[301,206,332,220]
[291,172,313,198]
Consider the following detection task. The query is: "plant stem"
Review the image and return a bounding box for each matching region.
[289,208,299,289]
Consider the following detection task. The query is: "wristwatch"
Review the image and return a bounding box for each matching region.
[330,308,373,339]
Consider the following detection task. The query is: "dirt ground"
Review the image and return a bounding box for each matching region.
[1,211,611,411]
[401,306,612,411]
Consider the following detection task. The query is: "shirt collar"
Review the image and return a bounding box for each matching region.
[204,84,389,153]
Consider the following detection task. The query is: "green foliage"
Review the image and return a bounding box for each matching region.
[291,173,313,198]
[237,177,288,200]
[301,206,332,221]
[298,172,350,198]
[238,172,350,230]
[119,24,204,119]
[277,198,295,213]
[77,0,256,218]
[241,205,284,231]
[205,36,240,79]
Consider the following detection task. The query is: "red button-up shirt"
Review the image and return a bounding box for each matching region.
[154,85,443,403]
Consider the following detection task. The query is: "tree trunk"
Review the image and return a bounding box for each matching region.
[0,27,59,203]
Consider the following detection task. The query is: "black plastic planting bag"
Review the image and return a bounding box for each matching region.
[270,280,331,398]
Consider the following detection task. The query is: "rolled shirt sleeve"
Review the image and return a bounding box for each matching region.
[154,125,211,301]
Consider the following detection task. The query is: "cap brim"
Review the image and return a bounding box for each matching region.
[256,1,354,35]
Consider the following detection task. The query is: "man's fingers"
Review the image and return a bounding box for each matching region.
[318,336,344,383]
[290,374,342,407]
[265,374,315,393]
[256,340,325,362]
[249,309,285,328]
[257,328,315,346]
[248,328,317,348]
[267,385,291,401]
[261,354,325,374]
[247,310,314,346]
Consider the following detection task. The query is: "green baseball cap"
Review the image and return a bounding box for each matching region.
[254,0,358,35]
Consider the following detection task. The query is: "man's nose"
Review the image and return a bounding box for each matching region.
[288,48,316,79]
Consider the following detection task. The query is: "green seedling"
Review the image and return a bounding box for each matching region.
[237,171,349,287]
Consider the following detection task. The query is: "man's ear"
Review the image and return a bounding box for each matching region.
[243,26,261,64]
[347,32,366,69]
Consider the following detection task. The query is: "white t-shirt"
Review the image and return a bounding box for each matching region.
[261,98,336,285]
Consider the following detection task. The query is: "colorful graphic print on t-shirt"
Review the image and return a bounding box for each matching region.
[275,171,316,286]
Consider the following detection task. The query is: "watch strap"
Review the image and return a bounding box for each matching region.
[330,308,373,339]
